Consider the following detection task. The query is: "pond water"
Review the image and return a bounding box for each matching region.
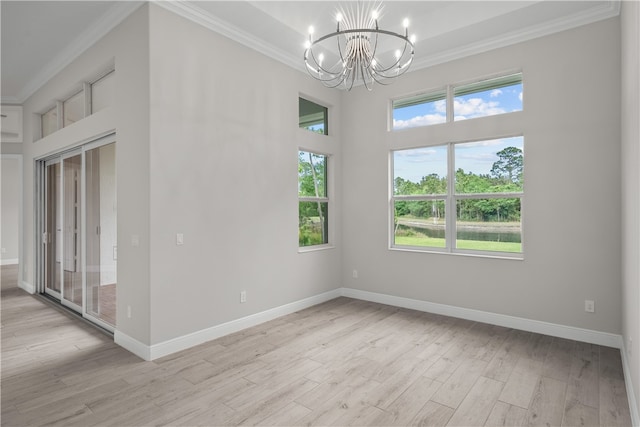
[397,223,521,243]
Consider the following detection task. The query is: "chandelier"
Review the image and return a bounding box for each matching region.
[303,2,415,91]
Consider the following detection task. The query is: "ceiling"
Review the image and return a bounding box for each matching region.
[1,0,619,104]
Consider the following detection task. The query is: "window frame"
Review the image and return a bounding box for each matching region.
[390,135,524,259]
[390,71,522,131]
[298,148,333,251]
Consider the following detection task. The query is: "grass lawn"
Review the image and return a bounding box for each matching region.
[394,235,521,253]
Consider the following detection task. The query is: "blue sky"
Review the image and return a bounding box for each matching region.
[393,83,523,130]
[394,136,524,184]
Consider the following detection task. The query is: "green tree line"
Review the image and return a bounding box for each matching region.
[395,147,523,222]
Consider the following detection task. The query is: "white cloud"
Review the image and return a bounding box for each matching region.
[393,114,446,130]
[490,89,502,98]
[519,91,523,102]
[453,97,506,119]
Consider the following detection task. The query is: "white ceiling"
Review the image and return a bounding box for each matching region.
[1,0,619,104]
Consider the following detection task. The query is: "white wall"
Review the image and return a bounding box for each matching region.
[1,155,21,265]
[21,5,150,345]
[342,18,622,334]
[621,0,640,422]
[147,5,342,345]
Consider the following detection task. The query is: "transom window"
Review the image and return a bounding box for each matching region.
[392,72,523,131]
[392,136,524,257]
[299,97,328,135]
[39,69,115,140]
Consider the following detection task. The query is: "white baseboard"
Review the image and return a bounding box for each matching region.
[18,281,35,294]
[114,289,342,361]
[1,259,18,266]
[114,286,623,366]
[114,330,151,361]
[339,288,623,349]
[149,288,341,360]
[621,341,640,427]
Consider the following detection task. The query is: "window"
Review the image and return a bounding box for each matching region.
[454,73,523,120]
[91,71,114,113]
[41,106,58,138]
[299,97,328,135]
[392,90,447,130]
[38,69,115,140]
[392,136,524,256]
[63,90,85,127]
[299,150,329,247]
[391,72,522,131]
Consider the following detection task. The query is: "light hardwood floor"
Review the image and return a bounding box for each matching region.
[1,288,632,426]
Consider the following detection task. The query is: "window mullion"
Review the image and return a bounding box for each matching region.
[446,85,454,123]
[446,143,456,251]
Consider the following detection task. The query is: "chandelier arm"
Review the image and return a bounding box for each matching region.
[373,43,410,75]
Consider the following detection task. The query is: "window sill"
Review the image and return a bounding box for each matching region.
[298,244,335,254]
[390,245,523,261]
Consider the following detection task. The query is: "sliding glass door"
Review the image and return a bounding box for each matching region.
[39,135,116,331]
[62,153,83,309]
[85,143,117,326]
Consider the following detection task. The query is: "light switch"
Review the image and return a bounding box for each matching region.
[176,233,184,245]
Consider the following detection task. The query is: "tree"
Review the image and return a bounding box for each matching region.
[490,147,523,185]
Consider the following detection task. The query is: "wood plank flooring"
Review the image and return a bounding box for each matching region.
[1,288,632,426]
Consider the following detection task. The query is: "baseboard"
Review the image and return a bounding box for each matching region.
[339,287,623,349]
[115,285,623,364]
[147,288,342,360]
[114,330,151,361]
[621,341,640,426]
[1,258,18,266]
[18,280,35,294]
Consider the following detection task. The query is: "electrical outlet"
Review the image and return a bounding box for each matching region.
[352,269,358,279]
[584,300,595,313]
[240,291,247,303]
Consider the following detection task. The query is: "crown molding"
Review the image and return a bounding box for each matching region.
[402,0,620,74]
[5,0,620,103]
[9,1,144,105]
[155,1,304,73]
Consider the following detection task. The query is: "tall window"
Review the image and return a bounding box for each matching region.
[392,136,524,256]
[299,150,329,247]
[392,72,523,131]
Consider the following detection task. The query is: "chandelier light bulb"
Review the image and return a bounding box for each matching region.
[308,25,315,35]
[403,18,409,28]
[395,49,401,59]
[336,12,343,22]
[372,10,379,20]
[318,53,324,65]
[410,34,416,44]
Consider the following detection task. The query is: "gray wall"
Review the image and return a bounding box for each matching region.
[621,0,640,419]
[1,155,21,265]
[341,17,622,334]
[147,5,342,344]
